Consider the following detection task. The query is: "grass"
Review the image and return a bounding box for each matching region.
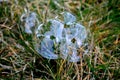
[0,0,120,80]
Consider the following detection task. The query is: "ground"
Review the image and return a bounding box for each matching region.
[0,0,120,80]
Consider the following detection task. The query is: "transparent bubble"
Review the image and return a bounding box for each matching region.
[49,19,64,43]
[37,38,58,59]
[60,41,80,62]
[21,12,37,34]
[62,12,76,25]
[69,50,80,62]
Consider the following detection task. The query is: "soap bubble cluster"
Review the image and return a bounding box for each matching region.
[21,11,87,62]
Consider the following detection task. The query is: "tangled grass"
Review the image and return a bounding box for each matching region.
[0,0,120,79]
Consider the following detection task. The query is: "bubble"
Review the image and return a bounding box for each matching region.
[62,12,76,25]
[37,38,58,59]
[21,12,37,34]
